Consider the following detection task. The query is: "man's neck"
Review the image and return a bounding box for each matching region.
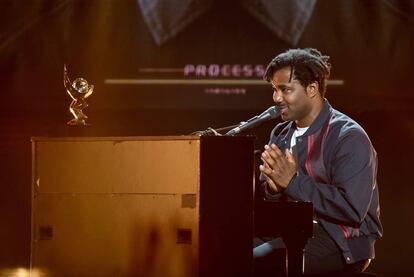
[295,98,324,127]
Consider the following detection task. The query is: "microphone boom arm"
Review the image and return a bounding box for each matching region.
[225,106,280,136]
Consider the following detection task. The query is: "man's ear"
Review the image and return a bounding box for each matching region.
[306,81,319,98]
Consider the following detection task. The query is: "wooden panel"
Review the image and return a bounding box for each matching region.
[34,138,200,193]
[31,136,255,276]
[32,193,199,277]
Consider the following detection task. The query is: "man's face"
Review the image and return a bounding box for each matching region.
[271,67,314,127]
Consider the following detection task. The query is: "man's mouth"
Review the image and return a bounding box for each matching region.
[278,105,288,114]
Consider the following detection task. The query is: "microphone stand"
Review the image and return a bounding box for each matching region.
[191,106,279,136]
[190,124,240,136]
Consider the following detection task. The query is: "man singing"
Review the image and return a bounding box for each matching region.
[254,48,383,276]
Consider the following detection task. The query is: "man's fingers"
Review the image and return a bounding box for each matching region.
[259,164,273,175]
[260,146,297,191]
[268,144,285,163]
[270,144,283,156]
[267,177,277,188]
[264,144,283,160]
[268,145,287,170]
[266,178,279,193]
[260,164,283,193]
[261,151,275,169]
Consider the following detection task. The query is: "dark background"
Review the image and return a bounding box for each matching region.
[1,0,413,275]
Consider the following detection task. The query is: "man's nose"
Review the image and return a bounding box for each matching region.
[273,90,282,104]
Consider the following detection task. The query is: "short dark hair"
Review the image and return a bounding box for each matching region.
[264,48,331,96]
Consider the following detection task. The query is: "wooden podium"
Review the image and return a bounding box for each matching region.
[31,136,254,277]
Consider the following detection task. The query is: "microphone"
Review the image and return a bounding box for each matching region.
[225,106,280,136]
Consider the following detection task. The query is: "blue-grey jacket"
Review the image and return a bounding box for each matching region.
[261,100,383,264]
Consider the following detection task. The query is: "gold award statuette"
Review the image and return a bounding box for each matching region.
[64,65,94,125]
